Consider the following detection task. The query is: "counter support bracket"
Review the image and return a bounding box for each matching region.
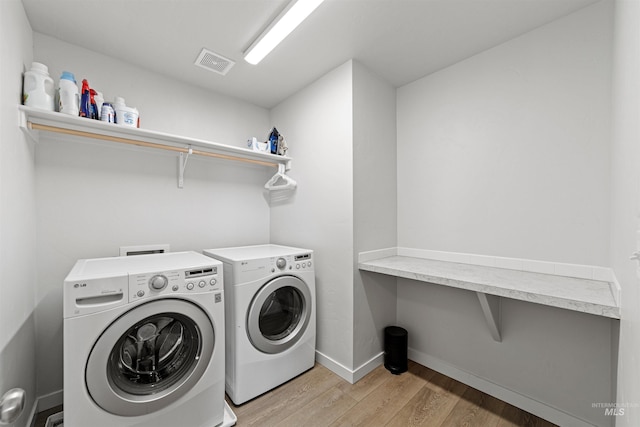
[476,292,502,342]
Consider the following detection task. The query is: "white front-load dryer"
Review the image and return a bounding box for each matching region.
[63,251,225,427]
[203,245,316,405]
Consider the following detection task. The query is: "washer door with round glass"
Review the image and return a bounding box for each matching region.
[86,299,214,417]
[247,275,311,354]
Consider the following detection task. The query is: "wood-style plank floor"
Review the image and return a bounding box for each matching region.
[34,361,557,426]
[227,361,558,427]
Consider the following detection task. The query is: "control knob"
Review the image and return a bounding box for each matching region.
[276,257,287,269]
[149,274,168,291]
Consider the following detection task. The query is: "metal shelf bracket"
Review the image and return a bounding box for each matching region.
[178,146,193,189]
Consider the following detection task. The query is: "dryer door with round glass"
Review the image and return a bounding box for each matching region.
[247,275,311,354]
[85,299,214,417]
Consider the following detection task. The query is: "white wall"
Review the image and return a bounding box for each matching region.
[269,60,398,380]
[2,3,629,426]
[270,61,355,371]
[33,34,268,145]
[32,34,273,401]
[352,61,397,371]
[397,1,612,266]
[398,281,614,427]
[0,1,37,425]
[609,0,640,425]
[395,3,615,426]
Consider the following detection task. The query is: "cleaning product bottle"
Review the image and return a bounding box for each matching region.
[93,91,104,120]
[113,96,139,128]
[23,62,55,111]
[89,89,99,119]
[79,79,91,118]
[56,71,79,115]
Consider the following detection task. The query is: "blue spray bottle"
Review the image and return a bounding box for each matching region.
[79,79,91,118]
[89,89,99,119]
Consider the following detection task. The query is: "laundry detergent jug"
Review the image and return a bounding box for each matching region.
[57,71,79,115]
[23,62,55,111]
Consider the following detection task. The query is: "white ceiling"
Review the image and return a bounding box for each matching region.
[21,0,598,108]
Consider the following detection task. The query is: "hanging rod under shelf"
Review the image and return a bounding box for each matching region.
[27,122,281,168]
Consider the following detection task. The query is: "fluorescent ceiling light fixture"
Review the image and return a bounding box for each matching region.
[244,0,325,65]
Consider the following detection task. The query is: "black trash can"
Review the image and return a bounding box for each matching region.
[384,326,408,374]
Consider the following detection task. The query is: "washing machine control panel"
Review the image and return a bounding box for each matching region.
[269,253,313,273]
[129,265,221,301]
[149,274,169,290]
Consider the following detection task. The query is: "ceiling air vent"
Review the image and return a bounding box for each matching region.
[194,48,235,76]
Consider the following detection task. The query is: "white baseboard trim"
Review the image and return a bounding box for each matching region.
[26,400,38,427]
[353,352,384,383]
[28,389,63,427]
[315,350,384,384]
[315,350,354,383]
[408,348,597,427]
[37,389,63,412]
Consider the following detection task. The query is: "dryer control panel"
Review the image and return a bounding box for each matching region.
[228,252,314,282]
[129,265,222,302]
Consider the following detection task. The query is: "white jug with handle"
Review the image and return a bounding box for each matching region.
[23,62,55,111]
[57,71,79,115]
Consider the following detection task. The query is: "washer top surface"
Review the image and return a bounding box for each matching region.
[66,251,220,281]
[203,244,312,263]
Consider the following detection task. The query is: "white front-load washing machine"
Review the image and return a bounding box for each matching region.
[63,251,227,427]
[203,245,316,405]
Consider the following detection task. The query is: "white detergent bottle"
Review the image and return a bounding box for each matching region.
[57,71,79,115]
[113,96,139,128]
[23,62,55,111]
